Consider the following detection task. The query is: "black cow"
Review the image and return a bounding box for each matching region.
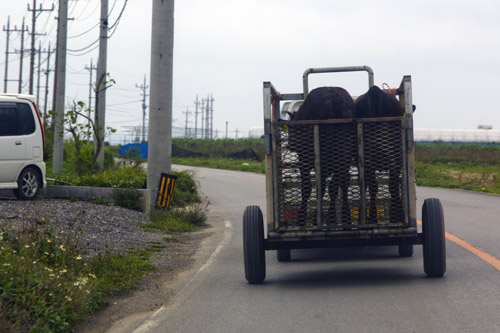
[355,85,405,223]
[287,86,355,224]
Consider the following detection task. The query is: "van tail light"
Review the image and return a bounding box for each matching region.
[33,103,45,150]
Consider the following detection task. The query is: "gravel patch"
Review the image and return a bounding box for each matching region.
[0,197,163,256]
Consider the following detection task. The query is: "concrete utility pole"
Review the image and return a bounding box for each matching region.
[205,94,210,139]
[43,42,53,123]
[148,0,175,212]
[84,58,96,140]
[36,41,41,105]
[52,0,68,174]
[4,18,29,93]
[3,16,11,93]
[193,94,200,138]
[200,99,205,138]
[18,18,27,94]
[95,0,109,170]
[210,94,214,139]
[225,121,228,139]
[183,108,191,137]
[28,0,54,95]
[136,75,149,142]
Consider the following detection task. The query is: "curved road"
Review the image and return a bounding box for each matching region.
[133,166,500,333]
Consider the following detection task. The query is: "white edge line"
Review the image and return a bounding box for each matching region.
[132,220,233,333]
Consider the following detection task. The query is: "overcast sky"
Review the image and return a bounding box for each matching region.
[1,0,499,142]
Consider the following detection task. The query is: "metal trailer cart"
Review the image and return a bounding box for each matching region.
[243,66,446,284]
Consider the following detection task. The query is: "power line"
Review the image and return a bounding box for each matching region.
[108,0,129,38]
[67,38,99,53]
[67,44,99,57]
[68,22,99,39]
[73,0,100,21]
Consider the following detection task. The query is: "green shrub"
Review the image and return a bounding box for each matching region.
[76,166,147,189]
[173,138,265,161]
[112,189,142,211]
[144,205,207,234]
[0,223,153,332]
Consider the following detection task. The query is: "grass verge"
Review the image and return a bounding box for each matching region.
[172,157,265,174]
[0,223,154,332]
[415,161,500,193]
[0,170,206,332]
[142,205,207,234]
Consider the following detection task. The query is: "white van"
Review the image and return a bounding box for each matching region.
[0,93,46,200]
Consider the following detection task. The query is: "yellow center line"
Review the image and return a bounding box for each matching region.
[417,220,500,272]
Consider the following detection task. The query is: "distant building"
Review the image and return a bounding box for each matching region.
[249,121,500,144]
[414,128,500,144]
[248,126,264,138]
[477,124,493,130]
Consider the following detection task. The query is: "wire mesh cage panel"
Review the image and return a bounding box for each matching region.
[272,118,406,231]
[362,120,405,225]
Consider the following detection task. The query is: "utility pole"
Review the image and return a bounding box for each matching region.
[36,41,41,105]
[18,18,27,94]
[235,128,239,140]
[148,0,175,212]
[205,94,210,139]
[209,94,214,139]
[183,108,191,137]
[193,94,200,138]
[28,0,54,95]
[200,98,206,138]
[4,18,29,93]
[3,16,11,93]
[95,0,109,170]
[52,0,68,174]
[225,121,228,139]
[43,42,53,123]
[136,75,149,142]
[84,58,97,140]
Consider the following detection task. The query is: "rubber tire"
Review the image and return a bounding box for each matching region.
[243,205,266,284]
[422,198,446,277]
[398,244,414,257]
[13,167,41,200]
[276,249,291,262]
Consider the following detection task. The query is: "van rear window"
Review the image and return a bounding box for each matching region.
[17,103,36,135]
[0,103,19,136]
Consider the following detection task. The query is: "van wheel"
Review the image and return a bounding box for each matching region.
[14,167,41,200]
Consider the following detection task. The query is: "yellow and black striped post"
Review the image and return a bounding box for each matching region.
[156,173,178,208]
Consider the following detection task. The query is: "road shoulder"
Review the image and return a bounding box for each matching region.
[75,215,228,332]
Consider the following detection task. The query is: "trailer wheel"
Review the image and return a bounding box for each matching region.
[276,249,291,262]
[422,198,446,277]
[243,205,266,284]
[398,244,413,257]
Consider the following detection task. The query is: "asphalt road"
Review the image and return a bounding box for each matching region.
[134,166,500,333]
